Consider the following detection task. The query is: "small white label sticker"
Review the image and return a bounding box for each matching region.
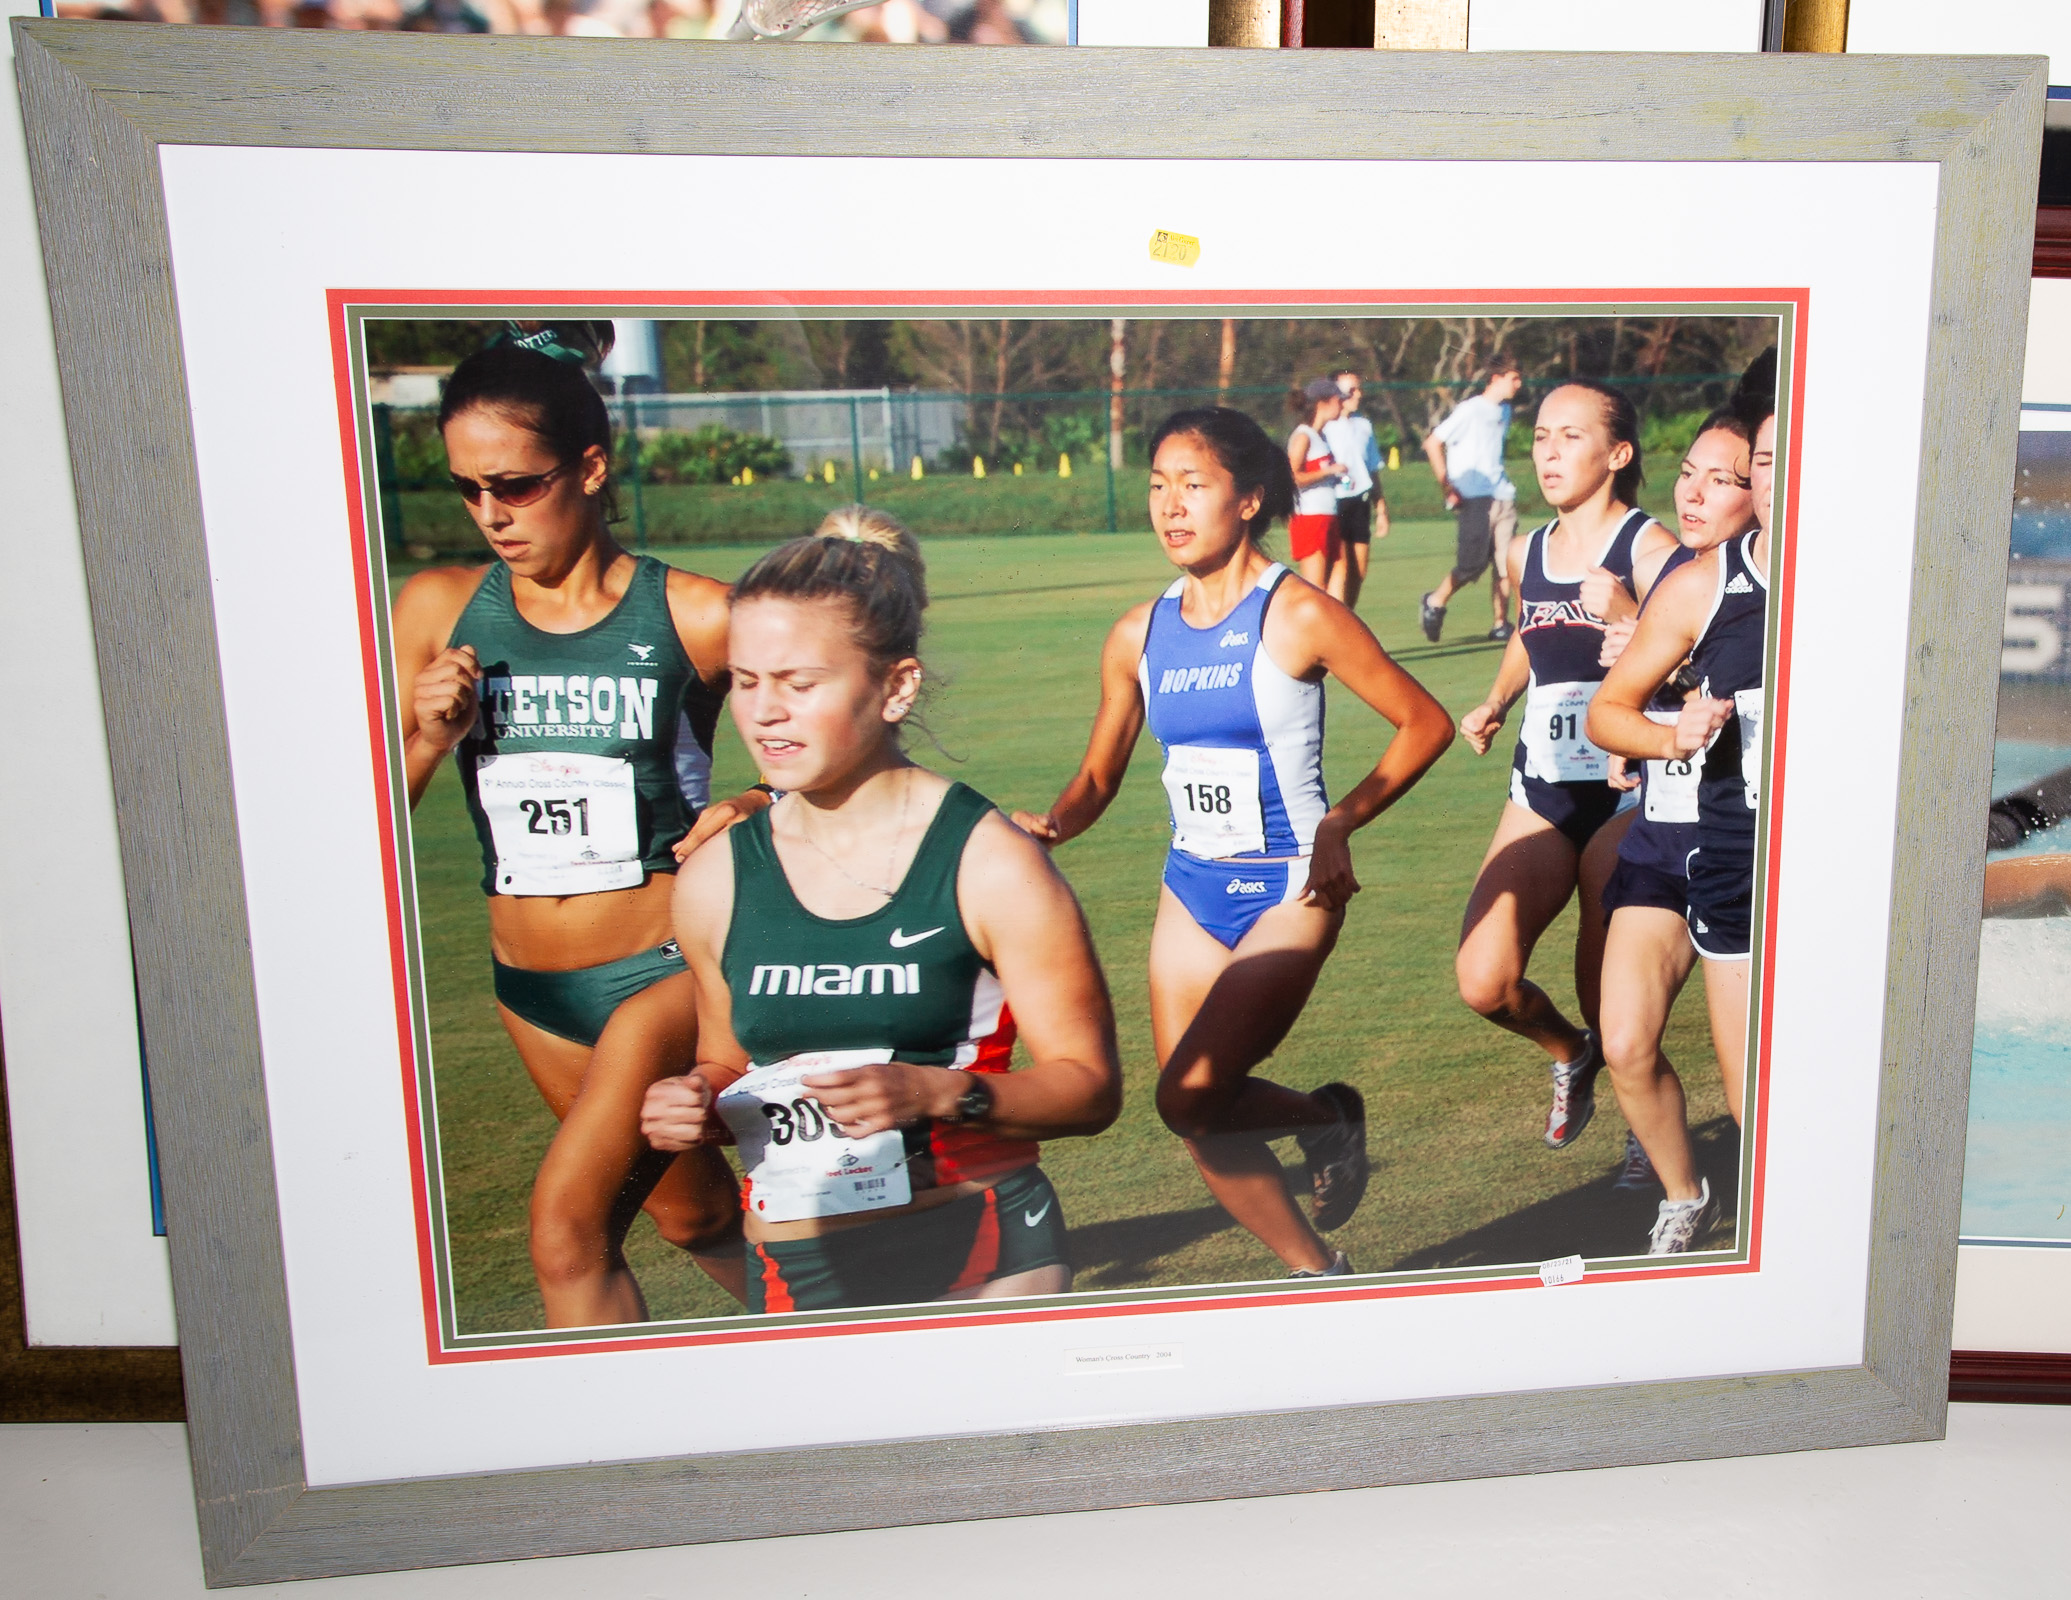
[1539,1254,1586,1288]
[1064,1343,1184,1376]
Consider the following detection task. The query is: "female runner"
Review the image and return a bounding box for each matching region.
[392,340,747,1327]
[1286,379,1351,595]
[639,514,1122,1313]
[1589,404,1777,1210]
[1455,381,1677,1150]
[1590,411,1759,1250]
[1015,407,1454,1278]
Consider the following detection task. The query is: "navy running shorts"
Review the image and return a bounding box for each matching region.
[747,1164,1068,1314]
[1510,767,1638,851]
[1601,855,1688,918]
[1685,839,1754,959]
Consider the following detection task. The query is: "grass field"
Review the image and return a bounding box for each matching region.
[401,513,1738,1334]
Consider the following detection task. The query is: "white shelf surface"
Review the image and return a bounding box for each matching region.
[4,1404,2067,1598]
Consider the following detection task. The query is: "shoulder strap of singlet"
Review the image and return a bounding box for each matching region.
[1256,561,1288,593]
[1524,519,1555,587]
[444,560,509,649]
[1739,529,1769,590]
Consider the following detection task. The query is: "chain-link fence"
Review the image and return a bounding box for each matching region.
[371,372,1748,559]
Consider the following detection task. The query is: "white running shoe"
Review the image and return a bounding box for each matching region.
[1648,1178,1715,1255]
[1288,1250,1353,1279]
[1543,1033,1601,1149]
[1612,1131,1659,1191]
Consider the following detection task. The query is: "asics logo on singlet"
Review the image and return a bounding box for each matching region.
[1218,629,1249,648]
[482,674,660,740]
[749,962,921,997]
[1725,573,1755,595]
[1225,878,1269,896]
[1156,663,1246,694]
[1519,599,1603,631]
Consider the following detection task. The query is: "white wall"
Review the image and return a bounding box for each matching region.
[1847,0,2068,85]
[0,3,176,1345]
[1470,0,1763,54]
[1074,0,1207,48]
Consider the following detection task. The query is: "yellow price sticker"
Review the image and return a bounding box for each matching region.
[1149,229,1201,268]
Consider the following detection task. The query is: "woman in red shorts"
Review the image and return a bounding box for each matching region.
[1286,378,1350,594]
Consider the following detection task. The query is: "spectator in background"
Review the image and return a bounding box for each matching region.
[1323,369,1388,612]
[1418,356,1525,644]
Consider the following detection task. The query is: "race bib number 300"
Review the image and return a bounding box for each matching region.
[1163,743,1266,857]
[476,750,642,896]
[1521,679,1609,784]
[717,1051,912,1223]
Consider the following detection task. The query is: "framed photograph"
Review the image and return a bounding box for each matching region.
[1951,268,2071,1402]
[16,23,2042,1585]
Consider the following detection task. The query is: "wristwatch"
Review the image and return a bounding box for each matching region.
[948,1073,994,1125]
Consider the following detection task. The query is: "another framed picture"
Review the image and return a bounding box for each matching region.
[17,24,2042,1585]
[1951,267,2071,1402]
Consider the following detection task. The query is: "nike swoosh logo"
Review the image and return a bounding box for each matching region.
[889,926,944,948]
[1024,1199,1054,1227]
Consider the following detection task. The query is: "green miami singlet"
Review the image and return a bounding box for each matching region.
[716,782,1033,1224]
[448,555,725,897]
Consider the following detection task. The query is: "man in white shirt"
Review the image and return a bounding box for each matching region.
[1418,356,1524,642]
[1321,370,1389,611]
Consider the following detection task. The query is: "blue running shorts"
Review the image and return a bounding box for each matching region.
[1163,850,1307,950]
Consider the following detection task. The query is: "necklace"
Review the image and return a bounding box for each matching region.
[790,769,913,900]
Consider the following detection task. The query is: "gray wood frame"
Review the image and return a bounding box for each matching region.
[12,22,2043,1587]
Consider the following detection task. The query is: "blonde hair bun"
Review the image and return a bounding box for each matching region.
[812,504,927,607]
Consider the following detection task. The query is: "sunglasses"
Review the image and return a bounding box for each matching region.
[448,461,571,508]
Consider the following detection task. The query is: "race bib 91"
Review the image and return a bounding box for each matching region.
[477,750,642,896]
[1520,679,1609,784]
[1163,743,1266,858]
[717,1050,912,1223]
[1642,708,1701,823]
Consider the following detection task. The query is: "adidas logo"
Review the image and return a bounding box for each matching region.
[1218,629,1249,648]
[1725,573,1754,595]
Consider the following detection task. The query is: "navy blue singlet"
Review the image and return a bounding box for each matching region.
[1691,530,1769,848]
[1509,509,1652,789]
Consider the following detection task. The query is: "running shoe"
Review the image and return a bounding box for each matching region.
[1488,621,1515,642]
[1543,1034,1601,1150]
[1288,1250,1353,1279]
[1612,1130,1659,1191]
[1647,1177,1715,1255]
[1419,592,1445,643]
[1298,1082,1371,1231]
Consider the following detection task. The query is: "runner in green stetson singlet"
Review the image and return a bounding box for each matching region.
[391,331,761,1328]
[642,508,1123,1315]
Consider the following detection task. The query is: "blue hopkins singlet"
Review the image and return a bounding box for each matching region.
[1510,509,1654,788]
[1691,530,1770,847]
[1139,564,1327,860]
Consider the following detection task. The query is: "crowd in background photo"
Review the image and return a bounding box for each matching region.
[47,0,1060,44]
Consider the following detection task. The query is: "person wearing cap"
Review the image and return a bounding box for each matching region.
[1419,357,1525,643]
[1287,378,1352,594]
